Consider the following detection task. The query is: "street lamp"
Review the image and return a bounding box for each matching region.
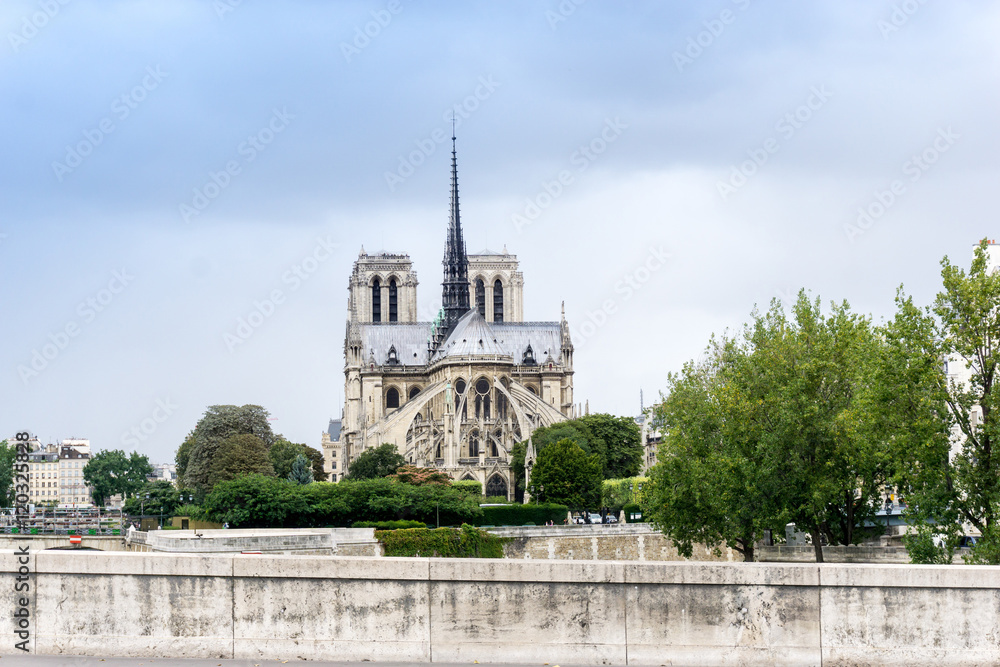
[884,493,893,537]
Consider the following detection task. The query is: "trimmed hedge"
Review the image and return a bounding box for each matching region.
[376,524,507,558]
[451,480,483,496]
[353,520,426,530]
[473,503,568,527]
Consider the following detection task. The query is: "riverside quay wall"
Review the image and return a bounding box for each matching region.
[4,551,1000,665]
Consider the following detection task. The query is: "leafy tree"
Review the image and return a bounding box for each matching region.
[289,453,314,485]
[83,450,153,506]
[175,432,194,485]
[529,438,602,509]
[579,413,642,479]
[347,443,405,480]
[208,434,274,487]
[906,241,1000,564]
[302,444,328,482]
[512,420,605,501]
[122,480,187,518]
[269,438,305,479]
[0,440,15,506]
[648,293,888,562]
[389,465,452,486]
[184,405,276,493]
[202,474,309,528]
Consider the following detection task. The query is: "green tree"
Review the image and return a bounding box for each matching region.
[208,434,275,487]
[648,293,888,562]
[202,474,309,527]
[512,420,605,501]
[579,413,642,479]
[906,241,1000,563]
[269,438,305,479]
[122,479,185,518]
[648,341,777,563]
[347,443,405,480]
[0,440,15,506]
[184,405,276,493]
[302,444,328,482]
[289,453,314,485]
[175,432,195,485]
[529,438,602,509]
[84,450,154,506]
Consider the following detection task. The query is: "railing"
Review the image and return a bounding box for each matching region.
[0,507,124,535]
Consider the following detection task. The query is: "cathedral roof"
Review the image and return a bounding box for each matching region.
[355,314,563,368]
[432,309,507,361]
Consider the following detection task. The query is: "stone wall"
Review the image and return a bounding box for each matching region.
[3,550,1000,665]
[492,523,740,561]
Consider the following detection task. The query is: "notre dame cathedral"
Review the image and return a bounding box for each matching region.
[321,135,575,499]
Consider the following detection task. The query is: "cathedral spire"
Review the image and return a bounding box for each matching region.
[440,124,470,332]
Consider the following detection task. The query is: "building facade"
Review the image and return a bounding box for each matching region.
[23,438,93,506]
[323,137,574,496]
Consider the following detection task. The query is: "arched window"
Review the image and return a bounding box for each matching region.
[455,379,466,417]
[475,279,486,318]
[371,278,381,322]
[469,431,479,457]
[493,279,504,322]
[486,474,508,499]
[409,386,421,400]
[389,278,398,322]
[386,387,400,409]
[497,392,507,419]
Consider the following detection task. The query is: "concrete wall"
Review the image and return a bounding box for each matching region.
[4,550,1000,665]
[493,523,740,562]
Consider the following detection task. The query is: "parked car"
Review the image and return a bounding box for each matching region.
[605,514,618,524]
[573,515,586,525]
[588,513,602,524]
[959,535,979,548]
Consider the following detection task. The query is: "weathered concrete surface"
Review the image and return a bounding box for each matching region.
[493,523,740,562]
[127,527,381,556]
[4,551,1000,665]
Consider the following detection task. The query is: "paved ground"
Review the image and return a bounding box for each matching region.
[0,658,578,667]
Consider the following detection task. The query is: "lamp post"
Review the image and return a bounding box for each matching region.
[884,493,893,537]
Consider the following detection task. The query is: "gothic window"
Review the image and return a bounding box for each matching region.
[475,279,485,317]
[493,279,504,322]
[484,395,491,420]
[409,386,420,400]
[476,378,490,394]
[388,279,398,322]
[387,345,398,364]
[371,278,381,322]
[497,392,507,419]
[469,431,479,457]
[485,474,508,499]
[386,387,400,409]
[455,379,466,417]
[528,385,537,395]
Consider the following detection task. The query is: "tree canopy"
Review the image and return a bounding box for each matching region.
[529,438,602,509]
[288,453,314,485]
[208,433,274,487]
[181,404,276,493]
[347,443,405,480]
[83,450,154,506]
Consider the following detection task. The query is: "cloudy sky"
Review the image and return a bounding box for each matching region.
[2,1,997,465]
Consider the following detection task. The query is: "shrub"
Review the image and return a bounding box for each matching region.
[602,477,650,511]
[376,524,507,558]
[171,503,205,520]
[474,503,568,527]
[451,479,483,497]
[352,520,426,530]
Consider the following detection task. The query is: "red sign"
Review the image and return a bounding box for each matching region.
[69,535,82,545]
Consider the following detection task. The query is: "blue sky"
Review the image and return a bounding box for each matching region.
[2,1,998,464]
